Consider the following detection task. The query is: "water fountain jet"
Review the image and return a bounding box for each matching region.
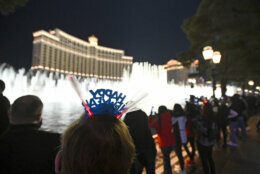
[0,62,237,132]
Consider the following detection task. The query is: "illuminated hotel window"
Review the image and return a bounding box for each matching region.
[59,51,63,70]
[42,45,46,66]
[65,53,69,71]
[49,47,53,68]
[69,54,73,72]
[32,29,133,78]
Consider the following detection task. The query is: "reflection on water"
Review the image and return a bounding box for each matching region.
[40,102,82,133]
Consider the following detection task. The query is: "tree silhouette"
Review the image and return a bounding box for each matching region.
[0,0,28,16]
[179,0,260,95]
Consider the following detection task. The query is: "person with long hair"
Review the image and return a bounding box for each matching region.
[171,104,190,173]
[184,99,199,165]
[124,108,156,174]
[216,98,229,148]
[148,106,176,174]
[194,100,216,174]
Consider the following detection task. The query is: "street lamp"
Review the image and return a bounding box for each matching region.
[202,46,214,60]
[248,80,254,86]
[202,46,222,98]
[212,51,221,64]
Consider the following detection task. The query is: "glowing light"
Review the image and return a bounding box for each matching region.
[33,30,60,41]
[188,78,196,84]
[212,51,221,64]
[122,56,133,60]
[33,29,132,65]
[88,35,98,46]
[248,80,254,86]
[194,60,199,66]
[202,46,213,60]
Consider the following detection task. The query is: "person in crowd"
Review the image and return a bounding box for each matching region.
[55,113,135,174]
[194,100,216,174]
[184,95,199,165]
[148,106,176,174]
[0,95,60,174]
[241,95,249,125]
[216,98,229,148]
[227,96,239,146]
[247,94,257,117]
[171,104,188,174]
[211,99,220,148]
[234,94,248,138]
[230,94,247,141]
[124,108,157,174]
[0,79,10,137]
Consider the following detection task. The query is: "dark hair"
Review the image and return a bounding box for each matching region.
[0,80,5,92]
[190,95,195,102]
[11,95,43,124]
[158,105,167,115]
[185,102,199,118]
[158,105,168,130]
[233,94,240,99]
[202,101,214,127]
[61,114,135,174]
[173,104,185,116]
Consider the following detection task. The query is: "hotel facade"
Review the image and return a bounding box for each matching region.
[163,59,199,84]
[31,28,133,79]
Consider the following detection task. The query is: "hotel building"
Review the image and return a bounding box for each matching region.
[163,59,199,84]
[31,28,133,79]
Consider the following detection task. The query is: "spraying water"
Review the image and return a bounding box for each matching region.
[0,62,237,133]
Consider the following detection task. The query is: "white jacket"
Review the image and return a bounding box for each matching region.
[172,116,187,144]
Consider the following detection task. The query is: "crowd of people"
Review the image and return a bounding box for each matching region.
[0,79,260,174]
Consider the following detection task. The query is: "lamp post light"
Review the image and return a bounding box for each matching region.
[212,51,221,64]
[248,80,254,86]
[248,80,255,94]
[202,46,214,60]
[202,46,221,98]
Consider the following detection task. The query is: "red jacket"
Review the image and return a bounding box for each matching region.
[148,112,176,147]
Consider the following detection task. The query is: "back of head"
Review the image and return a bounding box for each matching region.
[173,104,184,115]
[233,94,240,99]
[190,95,195,103]
[158,105,167,115]
[11,95,43,124]
[0,80,5,93]
[61,114,135,174]
[186,102,199,117]
[202,101,214,126]
[230,95,240,104]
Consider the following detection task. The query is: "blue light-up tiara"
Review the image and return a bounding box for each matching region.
[81,88,126,119]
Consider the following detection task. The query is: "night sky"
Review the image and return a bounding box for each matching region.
[0,0,200,70]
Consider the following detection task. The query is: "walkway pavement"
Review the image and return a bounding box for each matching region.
[207,115,260,174]
[148,115,260,174]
